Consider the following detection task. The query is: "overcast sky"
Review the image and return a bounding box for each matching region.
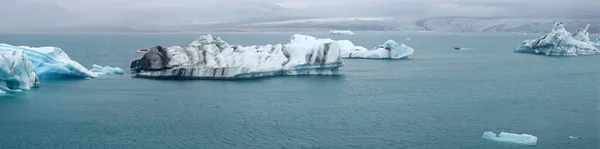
[0,0,598,29]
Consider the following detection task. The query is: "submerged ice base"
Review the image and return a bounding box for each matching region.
[515,22,599,56]
[130,34,344,79]
[481,131,538,146]
[340,40,415,59]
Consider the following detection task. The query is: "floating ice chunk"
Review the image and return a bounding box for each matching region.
[515,22,599,56]
[481,131,538,146]
[129,34,344,79]
[329,30,355,35]
[0,43,98,78]
[340,40,415,59]
[90,64,125,75]
[0,50,39,93]
[568,136,580,140]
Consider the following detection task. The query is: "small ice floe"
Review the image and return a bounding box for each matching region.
[568,136,580,140]
[481,131,537,145]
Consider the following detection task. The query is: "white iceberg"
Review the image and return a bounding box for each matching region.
[129,34,344,79]
[0,43,98,78]
[515,22,599,56]
[481,131,537,146]
[340,40,414,59]
[329,30,355,35]
[90,64,125,75]
[0,50,39,93]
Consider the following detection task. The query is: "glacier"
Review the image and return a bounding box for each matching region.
[0,49,39,93]
[329,30,355,35]
[340,40,414,59]
[0,43,99,78]
[481,131,538,146]
[514,22,599,56]
[129,34,344,79]
[90,64,125,75]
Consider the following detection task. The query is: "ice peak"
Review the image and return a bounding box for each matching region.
[573,24,591,42]
[552,22,566,32]
[189,34,230,49]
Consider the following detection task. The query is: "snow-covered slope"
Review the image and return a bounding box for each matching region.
[129,34,344,79]
[0,50,39,93]
[515,22,599,56]
[339,40,414,59]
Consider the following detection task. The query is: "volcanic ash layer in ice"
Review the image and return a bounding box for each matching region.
[515,22,599,56]
[129,34,345,79]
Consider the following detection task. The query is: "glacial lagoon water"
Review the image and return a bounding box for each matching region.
[0,32,598,149]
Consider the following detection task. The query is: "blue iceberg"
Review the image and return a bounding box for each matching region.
[340,40,415,59]
[0,43,98,78]
[0,49,39,93]
[515,22,599,56]
[481,131,537,146]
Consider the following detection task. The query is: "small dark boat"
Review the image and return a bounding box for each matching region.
[454,47,461,50]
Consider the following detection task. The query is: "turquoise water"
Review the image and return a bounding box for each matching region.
[0,32,598,149]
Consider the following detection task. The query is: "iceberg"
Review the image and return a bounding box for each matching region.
[0,43,98,78]
[340,40,415,59]
[0,50,39,93]
[481,131,537,146]
[329,30,355,35]
[90,64,125,75]
[129,34,344,79]
[594,37,600,46]
[514,22,599,56]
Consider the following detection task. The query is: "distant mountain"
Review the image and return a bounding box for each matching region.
[225,16,600,33]
[4,16,598,33]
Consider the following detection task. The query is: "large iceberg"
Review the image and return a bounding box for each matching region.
[129,34,344,79]
[0,44,98,78]
[514,22,599,56]
[0,50,39,93]
[340,40,415,59]
[329,30,355,35]
[481,131,537,146]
